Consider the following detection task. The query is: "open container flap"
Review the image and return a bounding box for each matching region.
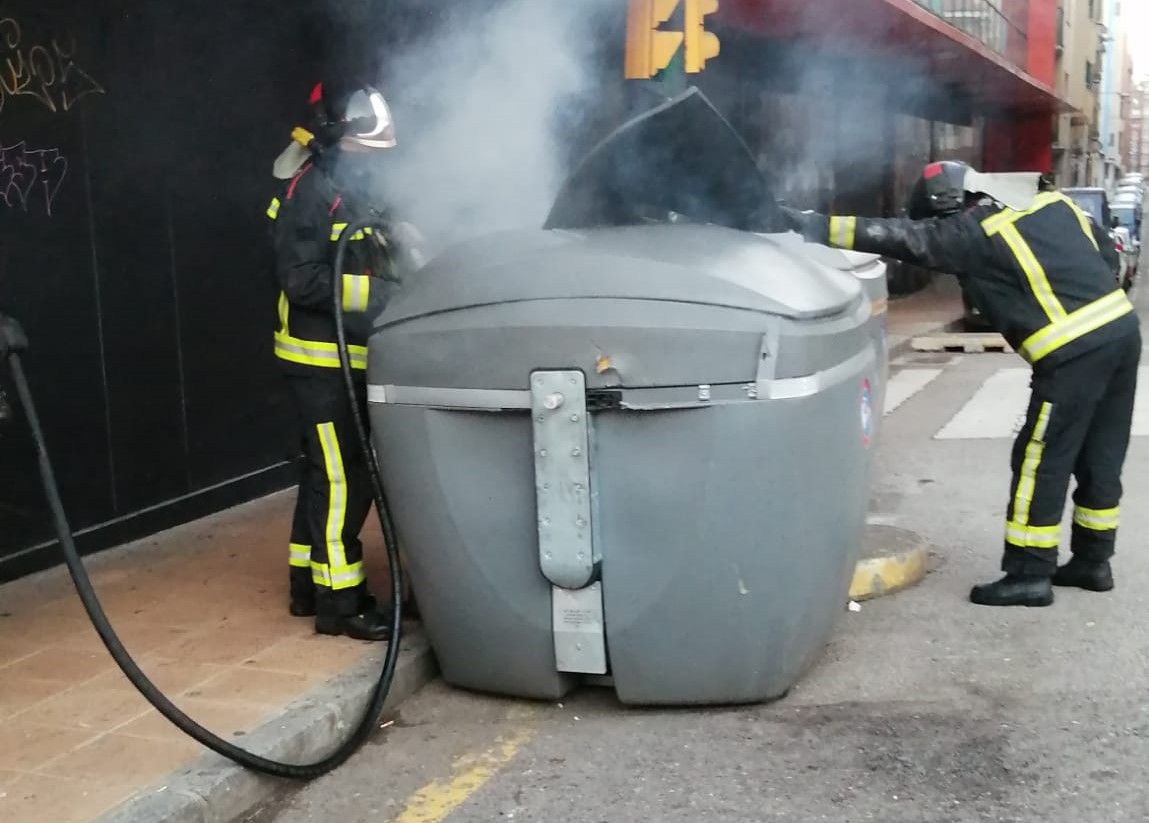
[545,87,786,233]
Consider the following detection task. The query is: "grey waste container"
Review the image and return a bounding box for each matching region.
[771,234,890,423]
[367,223,883,705]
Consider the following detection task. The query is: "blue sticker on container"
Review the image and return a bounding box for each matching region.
[861,379,873,448]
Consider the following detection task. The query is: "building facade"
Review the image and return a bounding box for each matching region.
[1053,0,1105,186]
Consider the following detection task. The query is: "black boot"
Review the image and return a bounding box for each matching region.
[969,574,1054,607]
[1052,558,1114,592]
[289,595,317,618]
[315,608,393,641]
[290,590,376,618]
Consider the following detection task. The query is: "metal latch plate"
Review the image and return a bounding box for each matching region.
[531,370,594,590]
[553,583,607,674]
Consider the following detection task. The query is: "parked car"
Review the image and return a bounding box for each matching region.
[1061,187,1127,288]
[1063,187,1113,227]
[1112,226,1137,290]
[1111,202,1142,243]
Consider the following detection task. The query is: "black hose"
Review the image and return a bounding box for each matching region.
[0,221,405,780]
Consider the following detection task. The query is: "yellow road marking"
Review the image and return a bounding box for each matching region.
[390,722,537,823]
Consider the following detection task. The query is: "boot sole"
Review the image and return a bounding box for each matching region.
[314,619,392,642]
[1052,579,1114,593]
[969,592,1054,607]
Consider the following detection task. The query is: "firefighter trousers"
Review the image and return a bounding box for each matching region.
[286,374,373,615]
[1003,330,1141,577]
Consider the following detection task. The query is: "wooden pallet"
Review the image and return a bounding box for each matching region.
[911,333,1014,354]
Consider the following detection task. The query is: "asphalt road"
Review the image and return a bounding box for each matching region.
[246,259,1149,823]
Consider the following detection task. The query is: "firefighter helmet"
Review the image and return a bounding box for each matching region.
[907,161,970,220]
[310,82,397,149]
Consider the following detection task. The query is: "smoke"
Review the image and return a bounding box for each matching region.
[368,0,618,253]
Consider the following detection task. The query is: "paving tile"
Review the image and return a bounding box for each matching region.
[36,732,200,784]
[0,639,39,668]
[116,698,276,741]
[0,677,72,719]
[86,655,226,695]
[129,596,239,628]
[0,768,24,794]
[0,718,100,771]
[244,635,373,675]
[0,647,114,684]
[31,686,153,732]
[186,666,319,706]
[149,625,287,666]
[58,619,190,655]
[0,770,136,823]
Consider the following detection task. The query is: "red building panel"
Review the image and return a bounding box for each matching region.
[719,0,1064,115]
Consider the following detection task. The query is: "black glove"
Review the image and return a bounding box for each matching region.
[778,205,815,237]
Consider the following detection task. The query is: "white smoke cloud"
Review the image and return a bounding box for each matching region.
[375,0,617,253]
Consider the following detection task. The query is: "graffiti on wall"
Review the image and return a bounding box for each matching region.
[0,140,67,216]
[0,17,105,116]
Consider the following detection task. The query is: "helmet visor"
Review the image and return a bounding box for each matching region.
[344,89,397,149]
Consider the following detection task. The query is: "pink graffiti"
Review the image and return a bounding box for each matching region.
[0,140,68,216]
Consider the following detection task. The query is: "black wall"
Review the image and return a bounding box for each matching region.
[0,1,347,579]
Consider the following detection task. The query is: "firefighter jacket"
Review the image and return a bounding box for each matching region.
[801,192,1137,369]
[266,153,392,376]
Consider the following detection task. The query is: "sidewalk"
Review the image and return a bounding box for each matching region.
[886,273,966,352]
[0,491,433,823]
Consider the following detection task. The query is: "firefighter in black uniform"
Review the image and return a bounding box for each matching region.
[265,81,400,639]
[783,161,1140,607]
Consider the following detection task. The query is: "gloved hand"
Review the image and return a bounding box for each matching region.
[778,205,815,237]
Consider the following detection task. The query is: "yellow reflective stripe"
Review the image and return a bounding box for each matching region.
[829,216,857,250]
[317,423,350,586]
[1012,401,1052,528]
[1019,289,1134,363]
[310,561,366,589]
[267,197,281,220]
[311,561,332,587]
[292,127,315,147]
[278,292,290,335]
[997,224,1066,322]
[289,543,311,568]
[330,223,375,242]
[1004,522,1060,549]
[1074,506,1120,531]
[274,332,368,369]
[341,274,371,313]
[980,192,1061,235]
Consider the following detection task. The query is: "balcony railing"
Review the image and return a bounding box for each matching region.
[914,0,1030,67]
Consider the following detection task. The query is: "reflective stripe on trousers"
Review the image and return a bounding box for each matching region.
[1005,401,1055,550]
[313,423,366,590]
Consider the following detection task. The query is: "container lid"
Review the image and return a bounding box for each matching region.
[378,224,861,328]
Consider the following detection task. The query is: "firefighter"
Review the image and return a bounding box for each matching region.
[265,80,400,639]
[782,161,1141,607]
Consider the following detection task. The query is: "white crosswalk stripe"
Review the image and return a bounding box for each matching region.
[933,367,1149,440]
[883,369,943,415]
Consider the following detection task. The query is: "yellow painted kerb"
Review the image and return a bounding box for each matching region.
[391,723,537,823]
[849,546,928,601]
